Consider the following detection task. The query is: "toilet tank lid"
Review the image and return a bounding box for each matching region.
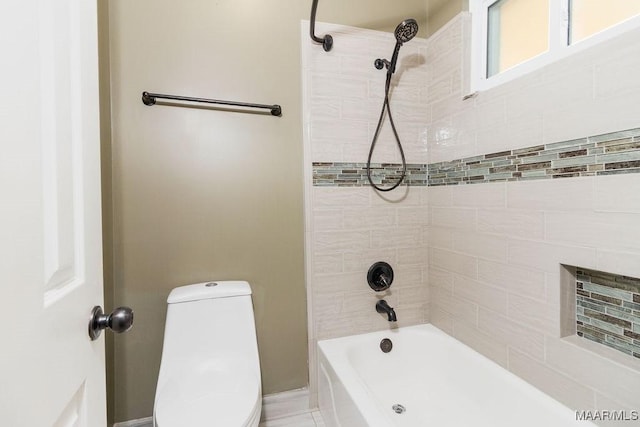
[167,281,252,304]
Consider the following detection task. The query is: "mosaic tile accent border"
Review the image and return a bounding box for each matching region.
[312,127,640,186]
[428,128,640,186]
[576,267,640,359]
[312,162,428,187]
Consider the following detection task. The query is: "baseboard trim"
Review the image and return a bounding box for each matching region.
[112,417,152,427]
[261,387,311,422]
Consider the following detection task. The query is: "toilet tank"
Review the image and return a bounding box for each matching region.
[159,281,260,371]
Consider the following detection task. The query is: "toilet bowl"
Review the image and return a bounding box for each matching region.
[153,281,262,427]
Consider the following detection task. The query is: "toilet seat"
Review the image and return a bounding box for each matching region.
[154,362,261,427]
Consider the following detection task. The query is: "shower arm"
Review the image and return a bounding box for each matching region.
[310,0,333,52]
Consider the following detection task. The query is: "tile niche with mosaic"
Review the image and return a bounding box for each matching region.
[576,267,640,359]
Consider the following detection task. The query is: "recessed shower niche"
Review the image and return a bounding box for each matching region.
[562,265,640,359]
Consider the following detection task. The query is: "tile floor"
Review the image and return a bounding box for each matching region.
[259,410,325,427]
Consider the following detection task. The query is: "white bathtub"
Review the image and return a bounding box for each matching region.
[318,324,595,427]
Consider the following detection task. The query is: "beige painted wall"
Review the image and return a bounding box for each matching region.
[104,0,427,422]
[426,0,467,36]
[96,1,114,424]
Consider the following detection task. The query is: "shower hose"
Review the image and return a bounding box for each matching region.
[366,72,407,192]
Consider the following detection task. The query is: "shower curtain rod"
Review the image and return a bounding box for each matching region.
[141,91,282,117]
[310,0,332,51]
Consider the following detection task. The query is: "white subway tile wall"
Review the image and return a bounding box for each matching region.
[426,13,640,418]
[302,13,640,418]
[301,21,430,406]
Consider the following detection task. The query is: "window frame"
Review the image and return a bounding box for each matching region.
[470,0,640,92]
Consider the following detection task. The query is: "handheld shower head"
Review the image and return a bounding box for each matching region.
[394,18,419,45]
[367,18,420,192]
[375,18,419,77]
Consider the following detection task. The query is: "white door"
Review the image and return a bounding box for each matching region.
[0,0,107,426]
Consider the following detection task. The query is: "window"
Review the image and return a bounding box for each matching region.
[470,0,640,91]
[487,0,549,77]
[569,0,640,44]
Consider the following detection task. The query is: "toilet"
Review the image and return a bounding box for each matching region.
[153,281,262,427]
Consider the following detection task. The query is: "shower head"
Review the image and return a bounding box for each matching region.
[394,18,419,44]
[375,18,419,77]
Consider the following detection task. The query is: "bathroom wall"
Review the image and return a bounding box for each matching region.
[425,14,640,415]
[302,21,431,405]
[104,0,428,422]
[426,0,467,36]
[97,2,114,423]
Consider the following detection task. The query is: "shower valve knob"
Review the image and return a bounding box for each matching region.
[367,261,394,292]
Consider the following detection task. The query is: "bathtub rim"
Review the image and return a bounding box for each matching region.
[318,324,447,427]
[317,323,598,427]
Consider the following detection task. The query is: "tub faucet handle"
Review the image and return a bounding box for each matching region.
[379,274,390,288]
[376,299,397,322]
[367,262,394,292]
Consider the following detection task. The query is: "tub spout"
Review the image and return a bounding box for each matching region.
[376,299,397,322]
